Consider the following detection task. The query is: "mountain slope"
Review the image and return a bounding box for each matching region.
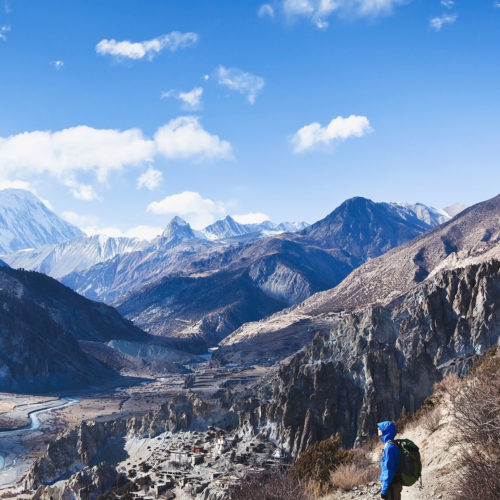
[0,292,114,393]
[115,198,433,346]
[2,234,145,279]
[218,193,500,363]
[298,197,431,260]
[0,266,148,343]
[0,189,83,254]
[237,258,500,456]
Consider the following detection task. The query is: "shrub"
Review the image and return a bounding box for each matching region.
[447,347,500,499]
[291,434,353,493]
[230,466,311,500]
[420,407,441,434]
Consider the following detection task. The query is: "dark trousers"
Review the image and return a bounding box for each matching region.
[387,481,403,500]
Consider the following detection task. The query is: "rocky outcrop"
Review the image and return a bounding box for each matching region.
[239,260,500,456]
[32,462,116,500]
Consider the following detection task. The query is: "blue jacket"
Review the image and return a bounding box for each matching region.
[378,421,400,494]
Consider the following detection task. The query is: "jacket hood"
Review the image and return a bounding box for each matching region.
[377,421,397,443]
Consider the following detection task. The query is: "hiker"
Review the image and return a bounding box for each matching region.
[378,421,402,500]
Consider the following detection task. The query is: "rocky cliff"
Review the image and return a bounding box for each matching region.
[238,260,500,456]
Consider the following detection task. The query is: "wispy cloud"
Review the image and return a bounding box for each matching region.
[258,4,275,17]
[96,31,198,61]
[281,0,406,29]
[494,1,500,7]
[147,191,227,229]
[0,118,231,200]
[216,66,265,104]
[50,60,64,69]
[440,0,455,7]
[0,25,10,41]
[161,87,203,110]
[430,13,457,31]
[292,115,371,153]
[137,167,163,190]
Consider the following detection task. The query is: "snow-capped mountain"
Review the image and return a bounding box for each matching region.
[201,216,249,240]
[389,202,451,226]
[443,203,468,218]
[201,216,309,241]
[161,216,198,245]
[2,234,145,279]
[0,189,83,254]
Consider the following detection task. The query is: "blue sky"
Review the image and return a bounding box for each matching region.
[0,0,499,237]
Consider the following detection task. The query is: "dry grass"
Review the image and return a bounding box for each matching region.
[420,407,441,434]
[230,467,313,500]
[330,462,377,491]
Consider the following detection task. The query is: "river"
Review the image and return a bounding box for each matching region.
[0,397,78,471]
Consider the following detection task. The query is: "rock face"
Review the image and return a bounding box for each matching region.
[0,188,83,254]
[241,260,500,456]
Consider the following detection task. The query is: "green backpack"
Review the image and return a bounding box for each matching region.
[388,438,422,486]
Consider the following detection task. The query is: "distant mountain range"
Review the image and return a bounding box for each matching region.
[0,189,83,254]
[0,188,469,354]
[218,193,500,364]
[114,197,436,348]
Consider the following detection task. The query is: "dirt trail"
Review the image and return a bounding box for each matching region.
[323,402,460,500]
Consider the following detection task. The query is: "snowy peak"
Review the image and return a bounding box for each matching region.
[443,203,468,218]
[389,202,451,226]
[2,233,145,279]
[202,216,250,240]
[0,189,84,254]
[161,216,196,242]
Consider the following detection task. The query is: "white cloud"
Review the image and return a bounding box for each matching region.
[258,4,275,17]
[147,191,227,229]
[51,60,64,69]
[0,119,231,199]
[154,116,233,161]
[493,1,500,7]
[292,114,371,152]
[96,31,198,61]
[137,167,163,190]
[282,0,406,28]
[440,0,455,7]
[233,212,271,224]
[0,125,155,196]
[216,66,265,105]
[0,25,10,41]
[430,13,457,31]
[162,87,203,110]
